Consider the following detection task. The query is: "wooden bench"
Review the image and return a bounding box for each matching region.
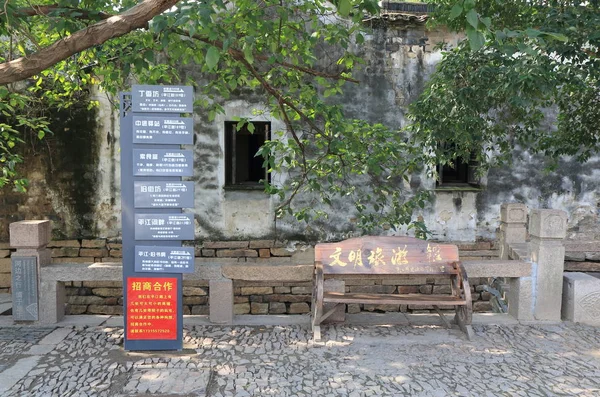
[312,236,473,340]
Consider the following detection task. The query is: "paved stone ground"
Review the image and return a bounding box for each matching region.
[1,320,600,396]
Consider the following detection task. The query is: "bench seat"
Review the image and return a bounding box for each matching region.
[323,292,467,306]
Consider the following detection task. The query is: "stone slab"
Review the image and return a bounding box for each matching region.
[564,261,600,272]
[204,241,249,249]
[563,241,600,252]
[221,264,313,281]
[38,327,72,345]
[209,279,233,324]
[0,356,41,394]
[562,272,600,326]
[462,260,531,278]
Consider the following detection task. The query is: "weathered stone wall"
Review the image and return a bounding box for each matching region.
[3,237,598,316]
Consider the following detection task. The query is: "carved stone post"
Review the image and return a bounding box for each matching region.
[529,209,568,321]
[9,220,52,322]
[499,203,528,260]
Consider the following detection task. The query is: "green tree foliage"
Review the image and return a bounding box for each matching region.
[0,0,428,236]
[411,0,600,172]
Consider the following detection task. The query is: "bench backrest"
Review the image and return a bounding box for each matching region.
[315,236,459,275]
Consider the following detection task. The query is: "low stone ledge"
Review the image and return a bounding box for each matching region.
[41,262,122,281]
[565,261,600,272]
[462,260,531,278]
[564,241,600,252]
[507,243,530,261]
[222,264,313,282]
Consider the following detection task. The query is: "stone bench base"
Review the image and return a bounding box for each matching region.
[36,260,534,324]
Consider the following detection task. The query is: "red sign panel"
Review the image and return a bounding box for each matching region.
[126,277,178,340]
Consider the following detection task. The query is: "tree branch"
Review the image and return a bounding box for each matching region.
[0,0,180,86]
[169,27,359,84]
[12,5,114,20]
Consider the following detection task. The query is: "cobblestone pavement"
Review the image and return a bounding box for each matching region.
[1,320,600,396]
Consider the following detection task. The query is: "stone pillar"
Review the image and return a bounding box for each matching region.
[9,220,52,322]
[507,277,533,321]
[529,209,567,322]
[209,279,233,324]
[499,203,528,260]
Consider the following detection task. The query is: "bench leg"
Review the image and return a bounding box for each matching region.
[312,263,325,341]
[454,306,474,340]
[312,325,322,342]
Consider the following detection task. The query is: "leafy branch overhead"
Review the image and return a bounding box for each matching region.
[0,0,427,236]
[412,0,600,170]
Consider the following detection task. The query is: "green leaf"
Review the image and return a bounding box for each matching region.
[243,44,254,64]
[338,0,351,17]
[205,46,220,70]
[542,32,568,42]
[449,4,463,20]
[466,9,479,29]
[466,27,485,51]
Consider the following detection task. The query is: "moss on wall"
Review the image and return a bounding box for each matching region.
[0,93,99,241]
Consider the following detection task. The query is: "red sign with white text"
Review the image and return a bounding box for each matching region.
[126,277,177,340]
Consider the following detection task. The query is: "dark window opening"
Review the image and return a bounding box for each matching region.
[436,150,479,187]
[225,121,271,187]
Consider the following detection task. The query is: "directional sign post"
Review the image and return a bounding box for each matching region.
[120,85,195,351]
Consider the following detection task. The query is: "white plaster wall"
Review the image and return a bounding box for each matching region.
[193,100,286,239]
[425,192,478,241]
[91,87,122,237]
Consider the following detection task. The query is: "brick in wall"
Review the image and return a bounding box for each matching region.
[47,240,80,248]
[82,239,106,248]
[204,241,249,249]
[216,249,258,258]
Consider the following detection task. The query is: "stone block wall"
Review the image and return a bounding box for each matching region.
[3,238,562,316]
[0,242,11,294]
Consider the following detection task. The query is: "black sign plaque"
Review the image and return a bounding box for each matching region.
[11,256,38,321]
[135,246,195,273]
[133,149,194,177]
[134,213,195,240]
[133,116,194,144]
[132,85,193,113]
[134,181,195,208]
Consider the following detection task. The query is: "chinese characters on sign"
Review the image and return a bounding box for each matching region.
[122,84,195,350]
[133,149,194,176]
[132,85,194,113]
[326,243,447,272]
[133,116,193,144]
[126,277,178,340]
[134,214,195,240]
[135,246,195,273]
[11,257,38,321]
[134,181,195,209]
